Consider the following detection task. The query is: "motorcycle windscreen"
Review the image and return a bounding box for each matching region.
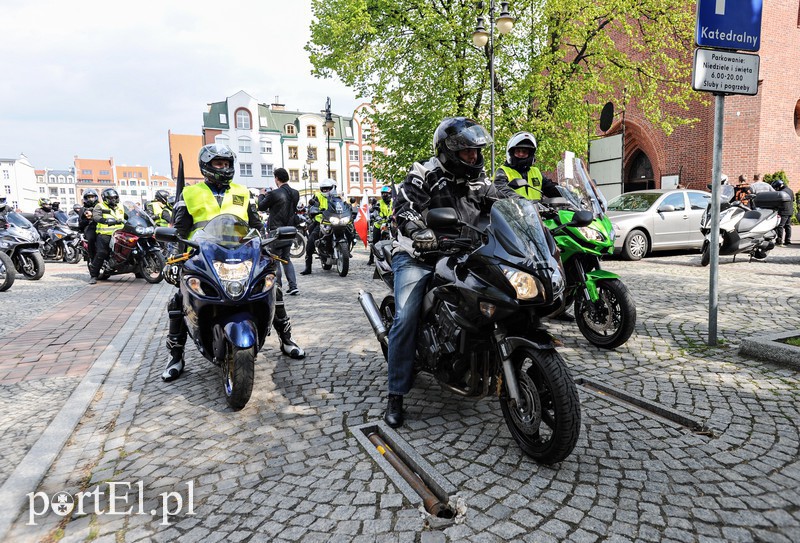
[6,212,36,229]
[556,156,606,217]
[192,214,260,248]
[489,199,553,266]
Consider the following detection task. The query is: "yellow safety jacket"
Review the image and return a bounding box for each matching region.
[499,165,544,201]
[313,192,329,224]
[183,182,250,239]
[95,202,126,236]
[375,199,393,227]
[148,201,168,227]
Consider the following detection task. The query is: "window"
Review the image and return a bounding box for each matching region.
[309,170,319,183]
[261,164,274,177]
[39,186,45,193]
[288,146,299,160]
[363,128,372,143]
[100,170,110,175]
[235,109,251,130]
[69,188,74,194]
[289,169,299,181]
[688,192,710,210]
[240,163,253,177]
[350,171,360,184]
[219,113,227,124]
[349,149,360,162]
[285,124,296,135]
[307,125,317,138]
[120,190,127,195]
[328,148,336,162]
[363,171,373,184]
[49,175,57,183]
[260,140,272,154]
[661,193,685,211]
[59,188,66,194]
[4,185,10,194]
[131,189,137,195]
[364,151,372,163]
[239,137,251,153]
[82,169,92,175]
[329,171,337,182]
[3,170,9,180]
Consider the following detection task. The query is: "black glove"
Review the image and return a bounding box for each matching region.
[411,228,438,251]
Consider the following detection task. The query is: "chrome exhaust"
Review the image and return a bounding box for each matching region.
[358,290,388,346]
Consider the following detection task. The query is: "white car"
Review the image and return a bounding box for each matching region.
[606,189,711,260]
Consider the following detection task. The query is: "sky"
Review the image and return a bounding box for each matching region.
[0,0,362,177]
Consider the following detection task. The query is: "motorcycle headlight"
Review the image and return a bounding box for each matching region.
[213,261,252,281]
[501,266,542,300]
[135,226,154,236]
[578,226,604,242]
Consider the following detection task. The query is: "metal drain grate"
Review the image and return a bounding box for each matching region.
[575,377,715,437]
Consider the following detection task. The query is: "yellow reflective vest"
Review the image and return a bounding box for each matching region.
[313,192,329,224]
[148,201,168,227]
[95,202,126,236]
[498,165,544,201]
[183,182,251,239]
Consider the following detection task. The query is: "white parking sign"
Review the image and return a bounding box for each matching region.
[691,48,760,96]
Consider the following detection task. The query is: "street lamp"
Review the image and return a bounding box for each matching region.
[302,166,309,203]
[324,97,335,179]
[472,1,514,175]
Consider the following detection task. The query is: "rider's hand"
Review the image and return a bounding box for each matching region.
[411,228,438,251]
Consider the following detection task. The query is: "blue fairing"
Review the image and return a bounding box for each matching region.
[223,317,257,349]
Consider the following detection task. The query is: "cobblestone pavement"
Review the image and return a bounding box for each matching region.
[2,245,800,542]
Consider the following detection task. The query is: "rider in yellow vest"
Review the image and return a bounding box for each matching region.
[161,144,305,382]
[367,185,394,265]
[146,190,172,227]
[300,177,335,275]
[88,188,127,284]
[494,131,553,201]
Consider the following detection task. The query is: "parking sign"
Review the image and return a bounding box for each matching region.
[695,0,763,52]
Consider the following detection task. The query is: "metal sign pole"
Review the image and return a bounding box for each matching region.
[707,93,724,346]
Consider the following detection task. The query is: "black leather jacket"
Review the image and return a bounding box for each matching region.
[258,184,299,229]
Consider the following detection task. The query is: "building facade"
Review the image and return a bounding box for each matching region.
[0,154,38,211]
[35,168,78,209]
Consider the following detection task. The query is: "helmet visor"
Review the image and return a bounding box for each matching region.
[443,124,492,151]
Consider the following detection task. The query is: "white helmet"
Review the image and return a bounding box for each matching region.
[319,178,336,192]
[505,131,538,171]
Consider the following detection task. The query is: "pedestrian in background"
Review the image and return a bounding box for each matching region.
[750,173,773,194]
[734,174,752,203]
[258,168,300,295]
[771,179,794,245]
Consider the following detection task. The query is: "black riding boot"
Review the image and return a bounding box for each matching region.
[274,315,305,359]
[300,252,313,275]
[162,295,187,382]
[384,394,404,428]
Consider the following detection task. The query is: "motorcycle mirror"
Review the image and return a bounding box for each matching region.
[426,207,460,227]
[570,209,594,227]
[275,226,297,240]
[507,178,527,190]
[155,227,179,243]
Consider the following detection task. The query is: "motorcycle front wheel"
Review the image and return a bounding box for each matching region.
[0,252,16,292]
[15,251,45,280]
[138,251,165,284]
[574,279,636,349]
[63,244,81,264]
[336,241,349,277]
[223,345,256,410]
[500,347,580,465]
[290,233,306,259]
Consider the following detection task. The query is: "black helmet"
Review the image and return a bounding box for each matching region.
[72,203,82,214]
[433,117,491,181]
[82,189,98,207]
[154,190,170,205]
[167,195,175,206]
[51,201,61,211]
[199,143,236,188]
[505,131,537,172]
[102,188,120,207]
[771,179,785,191]
[39,197,52,211]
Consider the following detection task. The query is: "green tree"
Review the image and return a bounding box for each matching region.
[308,0,700,182]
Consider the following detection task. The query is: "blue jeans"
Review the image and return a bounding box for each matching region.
[387,252,433,396]
[272,243,297,291]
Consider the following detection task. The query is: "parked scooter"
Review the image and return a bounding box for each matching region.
[360,196,582,464]
[539,155,636,349]
[97,207,165,283]
[156,214,297,409]
[699,185,785,265]
[0,212,45,280]
[310,196,353,277]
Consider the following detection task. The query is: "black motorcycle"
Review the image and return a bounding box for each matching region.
[38,212,81,264]
[359,198,587,464]
[0,212,45,280]
[64,215,85,264]
[0,250,15,291]
[312,198,353,277]
[97,208,165,283]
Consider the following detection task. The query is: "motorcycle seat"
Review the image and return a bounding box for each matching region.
[738,209,772,233]
[375,240,393,265]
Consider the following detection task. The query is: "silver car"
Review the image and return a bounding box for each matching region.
[606,189,711,260]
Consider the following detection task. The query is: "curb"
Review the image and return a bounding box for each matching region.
[739,329,800,369]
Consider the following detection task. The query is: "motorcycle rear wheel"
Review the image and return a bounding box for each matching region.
[574,279,636,349]
[139,251,165,284]
[63,244,81,264]
[15,252,45,280]
[0,252,16,292]
[223,346,256,410]
[290,234,306,259]
[500,347,580,465]
[336,241,349,277]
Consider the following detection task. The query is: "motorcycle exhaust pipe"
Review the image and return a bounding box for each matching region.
[358,290,388,346]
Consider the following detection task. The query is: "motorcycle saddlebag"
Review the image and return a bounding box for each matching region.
[753,191,791,210]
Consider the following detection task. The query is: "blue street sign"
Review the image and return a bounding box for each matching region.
[696,0,763,52]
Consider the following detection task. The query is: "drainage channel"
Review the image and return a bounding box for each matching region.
[575,377,715,437]
[351,421,459,521]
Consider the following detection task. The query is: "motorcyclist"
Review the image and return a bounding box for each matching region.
[0,197,9,228]
[367,186,394,265]
[34,198,58,239]
[494,132,556,200]
[384,116,507,428]
[161,143,305,382]
[78,189,99,265]
[88,188,127,284]
[771,179,794,245]
[146,190,172,227]
[301,178,336,275]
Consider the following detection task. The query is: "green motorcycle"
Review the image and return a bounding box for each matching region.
[539,154,636,349]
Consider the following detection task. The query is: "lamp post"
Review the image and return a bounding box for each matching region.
[472,1,514,175]
[324,97,335,180]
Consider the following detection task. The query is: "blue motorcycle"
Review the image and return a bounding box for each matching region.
[157,214,296,409]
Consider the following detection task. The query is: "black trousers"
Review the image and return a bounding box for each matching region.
[89,234,112,278]
[775,215,792,244]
